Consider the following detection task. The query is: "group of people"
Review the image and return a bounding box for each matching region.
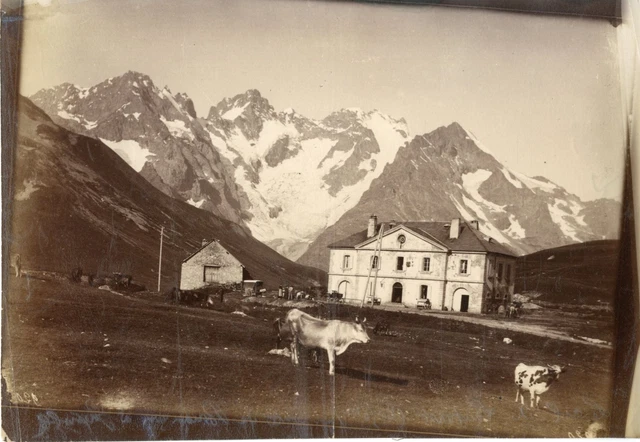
[488,300,522,318]
[278,285,295,300]
[278,285,315,301]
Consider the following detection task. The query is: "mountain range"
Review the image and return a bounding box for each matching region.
[297,122,620,270]
[11,95,324,288]
[30,71,621,270]
[31,72,410,260]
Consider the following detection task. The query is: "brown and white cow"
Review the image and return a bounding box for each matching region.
[514,363,566,408]
[284,308,370,375]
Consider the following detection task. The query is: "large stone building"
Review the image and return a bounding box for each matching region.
[327,216,517,313]
[180,240,251,290]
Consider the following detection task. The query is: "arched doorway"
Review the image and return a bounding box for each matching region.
[337,280,350,298]
[392,282,403,303]
[452,288,470,312]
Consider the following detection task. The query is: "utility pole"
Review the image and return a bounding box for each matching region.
[157,226,164,292]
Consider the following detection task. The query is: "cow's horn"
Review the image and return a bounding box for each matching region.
[355,315,360,323]
[362,317,367,324]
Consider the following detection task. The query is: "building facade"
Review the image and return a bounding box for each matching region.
[180,240,249,290]
[327,216,517,314]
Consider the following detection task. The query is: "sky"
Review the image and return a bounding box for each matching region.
[19,0,625,202]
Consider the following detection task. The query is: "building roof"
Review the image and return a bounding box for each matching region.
[182,240,245,266]
[328,221,517,257]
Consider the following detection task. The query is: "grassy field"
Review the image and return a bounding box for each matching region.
[2,275,614,439]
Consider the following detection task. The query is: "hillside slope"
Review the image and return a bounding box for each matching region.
[514,240,619,305]
[10,96,325,289]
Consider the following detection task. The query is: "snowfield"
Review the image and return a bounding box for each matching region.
[461,170,506,213]
[211,108,409,258]
[186,198,205,209]
[160,116,194,141]
[99,138,156,173]
[548,200,582,241]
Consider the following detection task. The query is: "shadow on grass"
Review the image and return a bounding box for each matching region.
[335,367,409,386]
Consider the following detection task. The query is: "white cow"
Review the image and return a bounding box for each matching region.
[285,308,370,375]
[515,363,565,408]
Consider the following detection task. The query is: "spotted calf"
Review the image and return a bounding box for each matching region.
[514,363,565,408]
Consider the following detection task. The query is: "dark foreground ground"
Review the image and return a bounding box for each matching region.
[2,276,614,439]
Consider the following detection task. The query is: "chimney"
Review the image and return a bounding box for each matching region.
[449,218,460,240]
[202,239,209,247]
[367,215,377,238]
[470,220,479,230]
[389,219,396,229]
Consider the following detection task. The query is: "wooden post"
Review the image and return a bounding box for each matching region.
[157,226,164,292]
[370,224,384,306]
[360,224,384,308]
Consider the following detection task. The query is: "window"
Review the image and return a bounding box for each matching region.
[459,259,468,274]
[204,265,221,282]
[422,257,431,272]
[497,263,504,280]
[506,264,511,284]
[343,255,351,269]
[396,256,404,271]
[420,285,428,299]
[371,255,379,269]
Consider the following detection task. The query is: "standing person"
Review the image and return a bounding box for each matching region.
[288,286,294,300]
[278,286,283,298]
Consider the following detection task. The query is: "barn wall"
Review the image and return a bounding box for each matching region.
[180,242,244,290]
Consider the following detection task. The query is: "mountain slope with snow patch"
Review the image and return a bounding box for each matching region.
[298,122,620,271]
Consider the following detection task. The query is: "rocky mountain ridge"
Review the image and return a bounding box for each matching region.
[297,122,620,271]
[32,72,411,259]
[12,95,324,288]
[31,72,620,268]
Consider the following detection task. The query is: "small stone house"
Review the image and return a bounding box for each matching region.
[180,240,250,290]
[327,216,517,314]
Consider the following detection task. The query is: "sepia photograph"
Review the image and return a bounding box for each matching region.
[1,0,638,439]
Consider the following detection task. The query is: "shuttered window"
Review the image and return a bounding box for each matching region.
[204,265,221,282]
[460,259,468,274]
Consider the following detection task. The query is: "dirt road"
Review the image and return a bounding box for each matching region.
[383,307,612,349]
